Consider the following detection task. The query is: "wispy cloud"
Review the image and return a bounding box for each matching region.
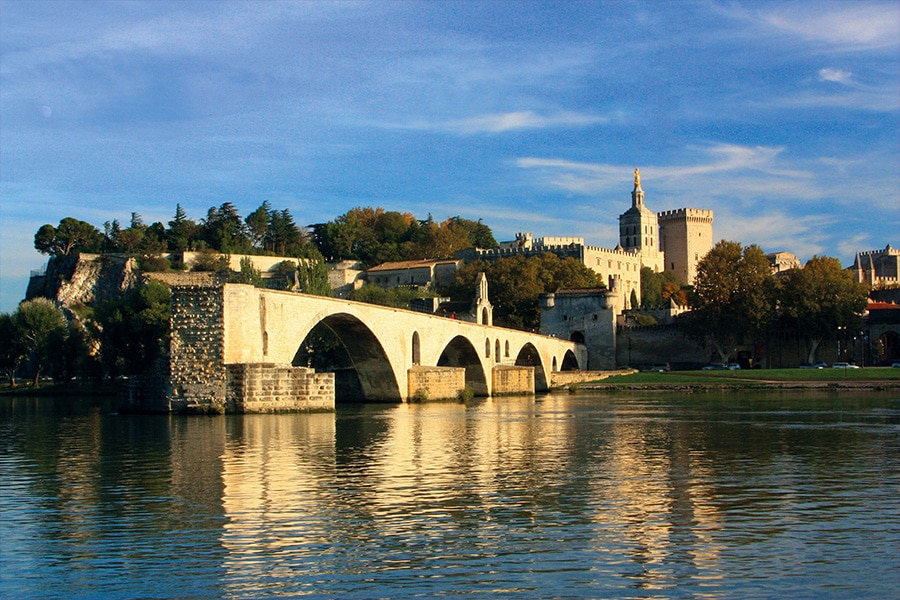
[517,143,812,195]
[818,68,854,84]
[757,3,899,50]
[444,111,606,134]
[715,211,831,259]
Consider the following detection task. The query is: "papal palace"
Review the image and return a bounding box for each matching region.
[460,168,713,310]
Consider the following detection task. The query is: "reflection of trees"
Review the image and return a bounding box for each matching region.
[3,399,227,594]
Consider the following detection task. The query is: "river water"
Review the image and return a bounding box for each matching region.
[1,391,898,599]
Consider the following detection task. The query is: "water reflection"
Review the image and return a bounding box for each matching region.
[1,393,898,598]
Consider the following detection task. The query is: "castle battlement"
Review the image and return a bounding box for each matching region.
[657,208,714,222]
[583,244,639,257]
[855,245,897,259]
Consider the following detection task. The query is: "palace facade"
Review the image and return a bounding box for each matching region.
[466,169,714,311]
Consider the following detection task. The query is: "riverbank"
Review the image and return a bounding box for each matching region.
[0,380,118,397]
[574,367,900,393]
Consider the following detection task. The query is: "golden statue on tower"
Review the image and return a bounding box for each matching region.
[634,167,641,190]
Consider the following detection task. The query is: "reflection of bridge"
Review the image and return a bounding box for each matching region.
[167,283,586,413]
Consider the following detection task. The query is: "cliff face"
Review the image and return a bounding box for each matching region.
[26,253,141,307]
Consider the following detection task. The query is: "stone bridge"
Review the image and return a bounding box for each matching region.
[166,283,587,413]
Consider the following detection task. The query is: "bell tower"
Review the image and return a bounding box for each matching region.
[618,168,661,271]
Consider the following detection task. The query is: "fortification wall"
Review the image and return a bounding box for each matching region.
[616,325,709,369]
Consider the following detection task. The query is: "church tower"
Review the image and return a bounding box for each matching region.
[472,272,493,326]
[618,168,663,271]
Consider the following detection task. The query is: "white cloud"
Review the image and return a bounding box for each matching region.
[517,143,812,196]
[818,68,854,84]
[758,3,900,50]
[446,111,606,134]
[714,210,830,259]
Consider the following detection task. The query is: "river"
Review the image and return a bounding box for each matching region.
[1,391,898,599]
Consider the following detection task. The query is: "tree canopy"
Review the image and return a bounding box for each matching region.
[311,208,497,267]
[778,255,869,364]
[443,253,603,331]
[34,218,103,256]
[681,240,777,363]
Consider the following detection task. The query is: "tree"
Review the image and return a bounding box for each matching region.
[641,267,685,308]
[779,255,869,364]
[202,202,247,253]
[246,201,272,250]
[296,247,332,296]
[234,257,264,287]
[0,313,26,387]
[443,253,603,331]
[10,298,67,386]
[167,204,199,252]
[34,218,103,256]
[93,281,171,376]
[266,209,305,256]
[682,240,777,363]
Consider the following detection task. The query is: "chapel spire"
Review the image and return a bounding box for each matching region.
[631,167,644,208]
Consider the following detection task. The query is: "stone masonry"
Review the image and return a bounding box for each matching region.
[169,282,229,413]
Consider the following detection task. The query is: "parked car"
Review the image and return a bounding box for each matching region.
[832,362,860,369]
[703,363,740,370]
[800,362,828,369]
[642,363,670,373]
[892,362,900,368]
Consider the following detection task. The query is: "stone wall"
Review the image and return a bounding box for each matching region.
[227,363,334,412]
[492,365,534,395]
[408,366,466,400]
[168,284,228,413]
[616,324,708,369]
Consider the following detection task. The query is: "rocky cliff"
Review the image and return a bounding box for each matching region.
[26,253,141,308]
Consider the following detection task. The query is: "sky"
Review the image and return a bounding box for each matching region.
[1,0,898,313]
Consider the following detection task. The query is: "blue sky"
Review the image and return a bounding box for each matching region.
[1,0,898,312]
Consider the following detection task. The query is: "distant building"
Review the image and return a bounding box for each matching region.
[463,168,713,312]
[851,245,899,289]
[658,208,714,285]
[365,258,463,290]
[327,260,365,298]
[766,251,801,277]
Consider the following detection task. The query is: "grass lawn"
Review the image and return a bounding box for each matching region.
[597,367,900,385]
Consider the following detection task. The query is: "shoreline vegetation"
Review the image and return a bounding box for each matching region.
[573,367,900,392]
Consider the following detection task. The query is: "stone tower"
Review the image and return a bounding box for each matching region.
[472,271,493,326]
[657,208,714,285]
[618,168,663,272]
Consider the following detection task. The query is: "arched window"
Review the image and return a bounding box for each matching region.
[485,338,491,358]
[552,356,558,372]
[505,341,510,357]
[412,331,421,365]
[495,339,501,361]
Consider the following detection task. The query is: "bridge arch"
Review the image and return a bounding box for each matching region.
[514,342,548,392]
[294,313,402,403]
[438,335,488,396]
[561,349,580,371]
